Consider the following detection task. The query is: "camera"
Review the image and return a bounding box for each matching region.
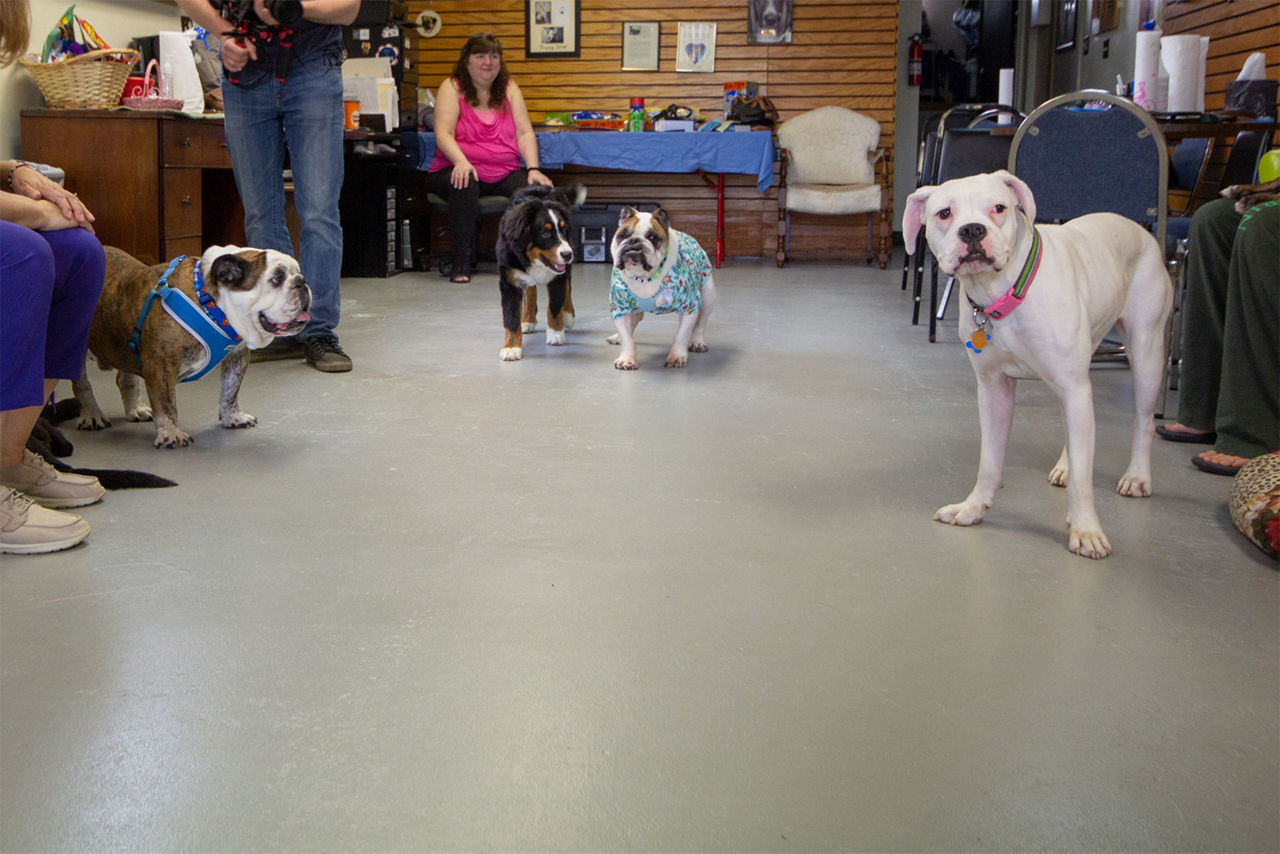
[261,0,303,27]
[219,0,304,31]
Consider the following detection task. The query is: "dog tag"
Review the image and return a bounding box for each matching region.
[966,329,988,354]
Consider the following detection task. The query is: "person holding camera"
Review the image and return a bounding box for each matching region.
[176,0,360,373]
[428,33,552,284]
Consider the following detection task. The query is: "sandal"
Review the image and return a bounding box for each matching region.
[1191,452,1247,477]
[450,273,471,284]
[1156,424,1216,444]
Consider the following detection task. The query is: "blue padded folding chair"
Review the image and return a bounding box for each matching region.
[1009,91,1168,252]
[1009,91,1169,384]
[1163,127,1273,414]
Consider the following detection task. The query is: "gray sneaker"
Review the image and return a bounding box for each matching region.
[0,487,91,554]
[0,449,105,508]
[303,334,353,373]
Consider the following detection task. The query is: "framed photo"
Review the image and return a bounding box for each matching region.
[1055,0,1077,52]
[621,21,660,71]
[747,0,793,45]
[526,0,580,58]
[676,22,716,73]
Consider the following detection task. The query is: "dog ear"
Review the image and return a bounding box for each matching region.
[211,254,251,290]
[994,170,1037,223]
[653,206,671,232]
[618,206,637,225]
[902,187,933,254]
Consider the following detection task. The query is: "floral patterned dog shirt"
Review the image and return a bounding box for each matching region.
[610,230,711,319]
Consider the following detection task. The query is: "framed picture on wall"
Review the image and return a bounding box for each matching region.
[1055,0,1077,52]
[676,22,716,73]
[747,0,793,44]
[621,22,660,71]
[526,0,580,58]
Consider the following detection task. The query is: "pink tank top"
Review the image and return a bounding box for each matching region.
[428,81,521,182]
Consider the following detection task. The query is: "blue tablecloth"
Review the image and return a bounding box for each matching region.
[409,130,776,193]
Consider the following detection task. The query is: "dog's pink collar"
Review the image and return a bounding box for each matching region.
[967,213,1042,321]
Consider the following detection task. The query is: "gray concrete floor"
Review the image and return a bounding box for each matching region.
[2,257,1276,851]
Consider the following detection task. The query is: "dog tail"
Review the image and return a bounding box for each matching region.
[562,183,587,209]
[51,460,178,490]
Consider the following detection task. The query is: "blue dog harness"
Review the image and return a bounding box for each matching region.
[128,255,242,382]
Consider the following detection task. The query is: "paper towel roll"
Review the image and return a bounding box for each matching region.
[159,31,204,115]
[1161,33,1207,114]
[998,68,1014,123]
[1133,29,1161,110]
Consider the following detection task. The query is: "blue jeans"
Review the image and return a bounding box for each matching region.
[221,57,344,340]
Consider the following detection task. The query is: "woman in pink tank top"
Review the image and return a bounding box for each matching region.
[427,33,552,282]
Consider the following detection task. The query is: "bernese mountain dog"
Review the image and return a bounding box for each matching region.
[495,183,586,361]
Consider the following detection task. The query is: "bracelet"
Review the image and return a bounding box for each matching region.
[5,161,33,192]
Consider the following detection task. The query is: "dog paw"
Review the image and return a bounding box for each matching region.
[665,353,688,368]
[605,333,621,346]
[1116,474,1151,497]
[126,406,153,423]
[154,428,193,449]
[562,312,575,330]
[220,412,258,429]
[521,322,536,333]
[75,413,111,431]
[933,502,986,526]
[500,347,523,362]
[689,341,709,353]
[614,356,639,370]
[1048,463,1069,487]
[1068,527,1112,559]
[546,328,565,347]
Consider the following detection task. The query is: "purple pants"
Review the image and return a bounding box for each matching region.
[0,222,105,410]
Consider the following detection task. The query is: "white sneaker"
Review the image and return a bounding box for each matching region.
[0,449,104,508]
[0,487,91,554]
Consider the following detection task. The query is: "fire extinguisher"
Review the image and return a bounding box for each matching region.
[908,34,922,87]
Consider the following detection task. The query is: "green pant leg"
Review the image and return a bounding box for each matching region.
[1214,200,1280,458]
[1176,197,1240,431]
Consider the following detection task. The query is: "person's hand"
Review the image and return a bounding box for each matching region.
[527,168,553,187]
[9,165,95,229]
[451,162,477,189]
[218,31,257,72]
[31,198,89,233]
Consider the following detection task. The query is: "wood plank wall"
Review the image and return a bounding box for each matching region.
[1165,0,1279,208]
[406,0,900,260]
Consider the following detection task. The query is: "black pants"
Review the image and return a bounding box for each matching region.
[425,168,528,276]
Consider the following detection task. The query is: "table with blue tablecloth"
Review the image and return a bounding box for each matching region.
[407,129,777,267]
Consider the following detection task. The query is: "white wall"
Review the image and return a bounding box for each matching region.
[895,0,923,234]
[1,0,183,158]
[1075,0,1143,93]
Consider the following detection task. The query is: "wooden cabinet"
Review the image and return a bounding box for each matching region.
[20,109,238,265]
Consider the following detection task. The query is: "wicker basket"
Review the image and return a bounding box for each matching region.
[19,48,139,109]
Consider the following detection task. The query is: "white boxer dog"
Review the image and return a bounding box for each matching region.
[903,170,1172,559]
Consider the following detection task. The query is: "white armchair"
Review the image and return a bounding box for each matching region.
[775,106,892,269]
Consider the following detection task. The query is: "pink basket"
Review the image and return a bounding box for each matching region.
[121,59,185,111]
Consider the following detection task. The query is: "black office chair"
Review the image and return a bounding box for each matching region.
[901,103,1003,293]
[911,127,1016,341]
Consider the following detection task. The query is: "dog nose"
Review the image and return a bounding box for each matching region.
[958,223,987,245]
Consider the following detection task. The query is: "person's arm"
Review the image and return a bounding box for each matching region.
[508,81,551,186]
[2,160,94,227]
[0,191,87,232]
[175,0,256,71]
[432,78,478,189]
